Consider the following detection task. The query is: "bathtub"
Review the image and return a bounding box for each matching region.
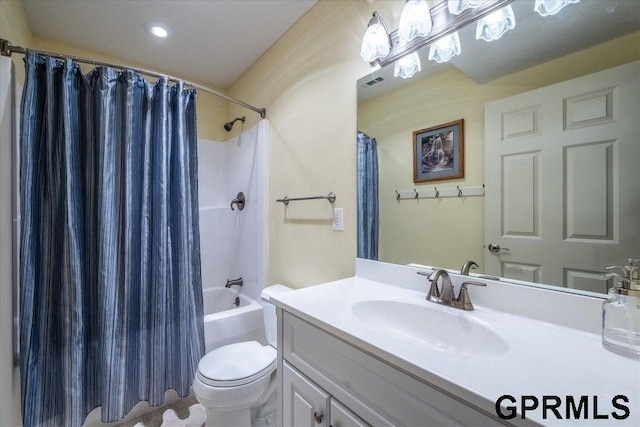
[202,287,266,353]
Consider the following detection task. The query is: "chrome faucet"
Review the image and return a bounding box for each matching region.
[225,277,243,288]
[417,269,486,311]
[460,260,479,276]
[429,269,455,303]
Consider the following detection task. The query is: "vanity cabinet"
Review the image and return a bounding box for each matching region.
[282,361,368,427]
[280,311,504,427]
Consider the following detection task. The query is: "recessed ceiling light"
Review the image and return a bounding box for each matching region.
[144,21,173,39]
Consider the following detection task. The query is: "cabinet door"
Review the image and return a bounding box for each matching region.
[330,399,369,427]
[283,361,330,427]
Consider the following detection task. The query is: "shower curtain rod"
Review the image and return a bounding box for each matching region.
[0,38,266,118]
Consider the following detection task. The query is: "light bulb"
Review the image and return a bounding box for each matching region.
[534,0,580,17]
[476,5,516,42]
[448,0,485,15]
[399,0,433,42]
[361,13,391,63]
[144,21,173,39]
[394,52,421,79]
[428,32,461,63]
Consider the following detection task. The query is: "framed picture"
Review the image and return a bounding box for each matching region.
[413,119,464,183]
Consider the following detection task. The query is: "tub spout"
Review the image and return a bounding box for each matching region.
[225,278,243,288]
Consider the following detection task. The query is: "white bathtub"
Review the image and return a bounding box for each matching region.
[202,287,266,353]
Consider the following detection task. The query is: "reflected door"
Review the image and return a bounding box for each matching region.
[484,61,640,293]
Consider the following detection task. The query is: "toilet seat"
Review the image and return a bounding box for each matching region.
[197,341,276,388]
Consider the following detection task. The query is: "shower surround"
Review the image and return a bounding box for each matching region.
[197,119,269,335]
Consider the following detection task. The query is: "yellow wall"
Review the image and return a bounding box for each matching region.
[0,1,31,425]
[358,32,640,271]
[0,0,32,82]
[226,0,385,287]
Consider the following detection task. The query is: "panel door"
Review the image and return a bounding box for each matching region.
[485,61,640,292]
[330,399,369,427]
[283,361,330,427]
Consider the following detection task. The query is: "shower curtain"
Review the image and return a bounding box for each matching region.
[19,52,205,426]
[357,132,379,260]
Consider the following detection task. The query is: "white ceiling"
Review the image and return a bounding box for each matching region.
[22,0,317,88]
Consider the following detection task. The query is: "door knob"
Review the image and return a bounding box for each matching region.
[313,411,323,423]
[487,243,510,254]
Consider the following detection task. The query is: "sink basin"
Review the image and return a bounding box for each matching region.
[351,300,509,357]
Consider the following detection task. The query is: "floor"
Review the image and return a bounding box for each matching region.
[115,396,206,427]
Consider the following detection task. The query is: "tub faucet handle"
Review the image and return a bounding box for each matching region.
[230,192,245,211]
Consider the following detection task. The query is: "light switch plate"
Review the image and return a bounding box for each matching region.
[332,208,343,231]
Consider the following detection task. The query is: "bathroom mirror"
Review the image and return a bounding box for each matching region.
[357,0,640,296]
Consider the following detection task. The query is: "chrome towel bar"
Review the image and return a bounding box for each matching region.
[276,192,336,206]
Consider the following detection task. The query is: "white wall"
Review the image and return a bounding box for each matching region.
[0,55,23,427]
[198,120,269,302]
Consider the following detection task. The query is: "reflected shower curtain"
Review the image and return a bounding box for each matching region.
[357,132,379,260]
[19,52,205,426]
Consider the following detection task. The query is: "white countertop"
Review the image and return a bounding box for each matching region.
[271,275,640,426]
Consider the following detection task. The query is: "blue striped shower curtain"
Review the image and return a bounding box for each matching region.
[357,132,379,260]
[19,52,205,426]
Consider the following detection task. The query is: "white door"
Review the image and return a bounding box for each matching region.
[485,61,640,293]
[282,362,330,427]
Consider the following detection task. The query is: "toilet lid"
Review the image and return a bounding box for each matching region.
[197,341,276,387]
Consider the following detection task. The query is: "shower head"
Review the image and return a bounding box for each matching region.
[224,116,246,132]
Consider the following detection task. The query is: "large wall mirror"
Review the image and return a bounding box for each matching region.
[357,0,639,296]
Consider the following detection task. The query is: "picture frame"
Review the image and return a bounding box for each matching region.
[413,119,464,183]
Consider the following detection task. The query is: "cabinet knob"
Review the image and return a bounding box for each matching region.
[314,411,323,423]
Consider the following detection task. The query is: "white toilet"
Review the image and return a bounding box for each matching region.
[193,285,292,427]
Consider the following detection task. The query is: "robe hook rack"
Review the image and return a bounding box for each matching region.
[395,185,485,200]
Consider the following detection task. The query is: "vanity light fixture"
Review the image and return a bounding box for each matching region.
[534,0,580,17]
[475,5,516,42]
[428,31,461,63]
[364,0,515,68]
[363,0,579,78]
[394,51,422,78]
[447,0,485,15]
[144,21,173,39]
[360,12,391,63]
[398,0,433,43]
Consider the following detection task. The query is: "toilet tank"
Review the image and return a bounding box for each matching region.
[261,285,293,348]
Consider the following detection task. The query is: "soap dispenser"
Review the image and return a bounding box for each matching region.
[602,258,640,359]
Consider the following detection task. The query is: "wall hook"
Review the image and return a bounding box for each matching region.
[457,186,463,197]
[482,184,485,195]
[434,187,439,198]
[414,189,419,199]
[396,190,400,200]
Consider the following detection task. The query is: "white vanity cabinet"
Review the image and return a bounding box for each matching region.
[282,361,368,427]
[279,311,504,427]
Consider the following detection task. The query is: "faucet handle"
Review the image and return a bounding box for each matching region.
[417,271,440,301]
[457,281,487,311]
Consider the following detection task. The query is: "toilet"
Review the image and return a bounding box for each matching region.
[193,285,292,427]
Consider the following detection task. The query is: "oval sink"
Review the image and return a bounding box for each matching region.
[351,300,509,357]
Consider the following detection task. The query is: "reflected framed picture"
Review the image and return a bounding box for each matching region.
[413,119,464,183]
